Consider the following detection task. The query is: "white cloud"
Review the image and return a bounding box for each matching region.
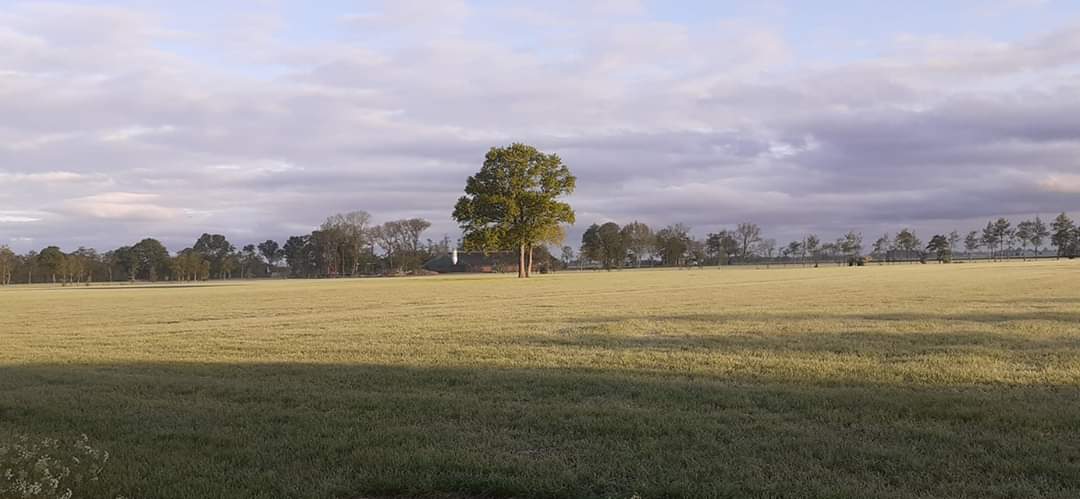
[64,192,180,221]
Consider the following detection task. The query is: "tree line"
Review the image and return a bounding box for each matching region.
[566,213,1080,270]
[4,142,1080,284]
[0,213,450,285]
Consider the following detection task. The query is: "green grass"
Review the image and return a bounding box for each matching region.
[2,262,1080,498]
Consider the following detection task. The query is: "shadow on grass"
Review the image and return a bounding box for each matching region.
[571,310,1080,326]
[2,363,1079,499]
[526,328,1080,355]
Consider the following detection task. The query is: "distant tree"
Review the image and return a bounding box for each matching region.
[452,143,576,278]
[735,223,762,261]
[964,230,981,260]
[240,244,261,278]
[1015,220,1035,260]
[257,240,282,276]
[894,228,920,262]
[67,247,98,284]
[948,230,961,256]
[374,218,432,273]
[783,241,803,264]
[927,234,951,263]
[871,233,892,263]
[0,245,15,285]
[560,246,574,268]
[819,241,839,264]
[193,234,236,279]
[757,238,777,261]
[283,235,312,277]
[37,246,66,283]
[981,221,1000,260]
[132,238,170,282]
[580,222,626,270]
[19,250,38,284]
[840,231,863,259]
[688,238,708,267]
[620,221,654,267]
[1051,213,1076,259]
[655,224,692,266]
[705,230,739,265]
[992,218,1012,259]
[309,229,342,276]
[1031,216,1050,257]
[172,249,207,281]
[580,224,603,265]
[322,211,372,276]
[804,234,820,265]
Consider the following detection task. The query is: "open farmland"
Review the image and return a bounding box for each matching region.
[2,262,1080,498]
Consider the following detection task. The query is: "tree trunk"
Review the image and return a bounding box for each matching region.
[526,246,533,277]
[518,245,526,278]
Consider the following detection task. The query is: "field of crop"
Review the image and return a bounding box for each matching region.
[2,261,1080,498]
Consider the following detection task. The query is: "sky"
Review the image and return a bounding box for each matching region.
[2,0,1080,253]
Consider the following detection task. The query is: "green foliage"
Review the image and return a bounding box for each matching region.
[654,224,692,266]
[192,233,236,279]
[927,234,951,262]
[1052,212,1077,258]
[580,222,626,270]
[619,221,654,266]
[452,143,575,277]
[705,231,738,264]
[35,247,65,282]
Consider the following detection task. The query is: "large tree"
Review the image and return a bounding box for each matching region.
[452,143,576,278]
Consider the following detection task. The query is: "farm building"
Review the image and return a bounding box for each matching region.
[423,250,520,273]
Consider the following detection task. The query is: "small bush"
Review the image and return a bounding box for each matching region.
[0,434,110,499]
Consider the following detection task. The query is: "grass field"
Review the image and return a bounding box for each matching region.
[2,262,1080,498]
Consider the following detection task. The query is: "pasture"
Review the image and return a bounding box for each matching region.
[2,262,1080,498]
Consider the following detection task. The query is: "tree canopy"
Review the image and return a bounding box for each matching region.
[452,143,576,278]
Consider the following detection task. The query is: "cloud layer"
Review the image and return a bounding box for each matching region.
[2,1,1079,252]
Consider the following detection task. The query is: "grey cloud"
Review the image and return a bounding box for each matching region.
[2,2,1080,252]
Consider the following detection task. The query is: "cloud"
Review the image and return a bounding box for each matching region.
[0,1,1079,252]
[1039,174,1080,193]
[0,212,42,223]
[64,192,180,221]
